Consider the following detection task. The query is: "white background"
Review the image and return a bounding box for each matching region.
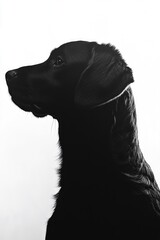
[1,0,160,239]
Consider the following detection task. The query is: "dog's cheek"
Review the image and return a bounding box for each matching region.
[54,64,86,88]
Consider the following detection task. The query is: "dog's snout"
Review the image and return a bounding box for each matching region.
[6,70,17,83]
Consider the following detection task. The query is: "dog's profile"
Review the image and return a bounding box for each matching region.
[6,41,160,239]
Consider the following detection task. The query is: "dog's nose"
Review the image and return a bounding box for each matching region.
[5,70,17,85]
[6,70,17,79]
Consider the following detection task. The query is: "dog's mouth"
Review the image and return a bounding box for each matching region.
[12,98,47,118]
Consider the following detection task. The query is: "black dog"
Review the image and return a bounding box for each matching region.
[6,41,160,239]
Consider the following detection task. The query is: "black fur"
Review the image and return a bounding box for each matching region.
[6,41,160,239]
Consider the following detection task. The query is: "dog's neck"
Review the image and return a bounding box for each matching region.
[55,88,143,186]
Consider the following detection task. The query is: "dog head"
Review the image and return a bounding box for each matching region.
[6,41,134,118]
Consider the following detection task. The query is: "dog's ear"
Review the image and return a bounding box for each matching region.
[75,44,134,108]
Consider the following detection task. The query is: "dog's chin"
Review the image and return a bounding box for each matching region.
[12,98,47,118]
[32,104,49,118]
[32,108,47,118]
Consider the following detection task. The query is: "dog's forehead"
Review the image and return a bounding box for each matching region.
[62,41,92,63]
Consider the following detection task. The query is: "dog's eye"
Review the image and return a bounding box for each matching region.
[53,56,64,67]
